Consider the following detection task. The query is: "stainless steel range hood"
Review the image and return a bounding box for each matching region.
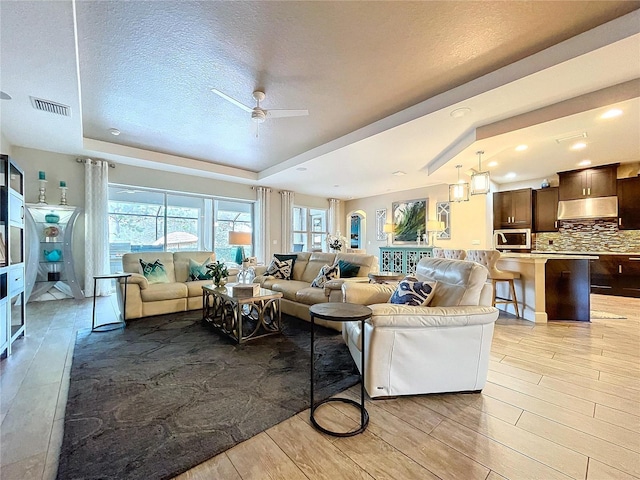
[557,196,618,220]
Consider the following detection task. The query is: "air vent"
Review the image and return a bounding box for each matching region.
[555,132,587,144]
[30,96,71,117]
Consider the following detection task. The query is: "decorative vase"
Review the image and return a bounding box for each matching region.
[44,226,60,238]
[44,249,62,262]
[213,277,227,288]
[45,212,60,223]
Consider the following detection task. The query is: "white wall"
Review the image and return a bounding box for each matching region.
[1,131,13,157]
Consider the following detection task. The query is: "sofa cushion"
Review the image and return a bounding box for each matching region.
[268,280,310,302]
[265,258,293,280]
[173,252,215,282]
[310,264,340,288]
[139,259,170,284]
[300,253,337,283]
[140,282,188,302]
[186,280,214,298]
[335,253,375,277]
[337,259,360,278]
[123,252,176,282]
[415,258,488,307]
[187,258,214,281]
[274,253,298,271]
[389,277,436,306]
[296,287,328,306]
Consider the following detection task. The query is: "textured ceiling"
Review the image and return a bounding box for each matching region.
[1,1,639,199]
[74,1,639,171]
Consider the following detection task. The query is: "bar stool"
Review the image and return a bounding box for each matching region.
[432,247,445,258]
[466,250,520,318]
[443,249,467,260]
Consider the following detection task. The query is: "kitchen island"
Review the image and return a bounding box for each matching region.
[497,253,598,323]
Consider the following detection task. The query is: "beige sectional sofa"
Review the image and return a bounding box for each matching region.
[254,252,377,330]
[120,251,237,319]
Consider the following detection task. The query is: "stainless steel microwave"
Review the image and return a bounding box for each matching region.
[493,229,531,250]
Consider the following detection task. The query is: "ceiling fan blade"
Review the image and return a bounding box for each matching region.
[266,109,309,118]
[211,89,253,113]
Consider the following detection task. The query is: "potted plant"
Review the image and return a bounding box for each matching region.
[206,260,229,287]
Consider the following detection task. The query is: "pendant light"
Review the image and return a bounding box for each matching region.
[448,165,470,202]
[470,150,490,195]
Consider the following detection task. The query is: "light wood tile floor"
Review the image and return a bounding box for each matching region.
[1,294,638,480]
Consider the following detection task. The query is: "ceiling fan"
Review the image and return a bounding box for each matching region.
[211,89,309,125]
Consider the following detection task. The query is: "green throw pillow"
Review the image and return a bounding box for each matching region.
[188,258,214,281]
[139,259,169,284]
[337,260,360,278]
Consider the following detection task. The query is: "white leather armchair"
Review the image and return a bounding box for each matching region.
[342,257,499,398]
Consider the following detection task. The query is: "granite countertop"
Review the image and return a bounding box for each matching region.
[532,250,640,256]
[501,252,599,260]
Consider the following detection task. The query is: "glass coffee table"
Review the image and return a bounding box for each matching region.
[202,284,283,344]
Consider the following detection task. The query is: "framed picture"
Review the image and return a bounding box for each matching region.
[436,201,451,239]
[375,209,387,241]
[392,198,427,243]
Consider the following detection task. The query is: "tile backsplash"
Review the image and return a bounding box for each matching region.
[535,219,640,253]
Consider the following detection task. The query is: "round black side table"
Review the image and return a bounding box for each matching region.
[92,273,131,332]
[308,302,372,437]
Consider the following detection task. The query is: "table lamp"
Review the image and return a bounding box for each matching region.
[426,220,445,246]
[229,231,252,264]
[383,223,394,246]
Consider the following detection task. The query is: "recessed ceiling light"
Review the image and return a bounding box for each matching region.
[333,184,339,187]
[571,142,587,150]
[505,172,516,179]
[296,167,307,171]
[450,107,471,118]
[515,144,528,151]
[488,161,498,167]
[0,91,11,100]
[601,108,622,119]
[392,171,406,176]
[109,128,121,136]
[578,159,592,166]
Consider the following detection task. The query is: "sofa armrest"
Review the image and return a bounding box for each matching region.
[367,304,499,328]
[120,273,148,289]
[342,282,395,305]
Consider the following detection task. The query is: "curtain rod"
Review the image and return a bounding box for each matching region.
[76,158,116,168]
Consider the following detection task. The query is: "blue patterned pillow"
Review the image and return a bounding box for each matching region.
[311,264,340,288]
[389,277,436,306]
[188,258,214,281]
[139,259,169,284]
[265,258,293,280]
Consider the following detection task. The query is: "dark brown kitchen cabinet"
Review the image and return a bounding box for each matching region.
[493,188,532,229]
[617,176,640,230]
[533,187,559,232]
[558,164,617,201]
[590,255,640,298]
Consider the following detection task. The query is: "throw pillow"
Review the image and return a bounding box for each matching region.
[337,259,360,278]
[389,276,436,306]
[187,258,213,281]
[274,253,297,271]
[310,263,340,288]
[139,259,170,284]
[265,258,293,280]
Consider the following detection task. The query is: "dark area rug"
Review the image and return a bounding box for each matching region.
[56,312,358,480]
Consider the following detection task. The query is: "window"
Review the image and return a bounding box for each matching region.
[292,207,327,252]
[108,185,253,272]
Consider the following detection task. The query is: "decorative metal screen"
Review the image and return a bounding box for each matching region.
[436,202,451,239]
[376,209,387,241]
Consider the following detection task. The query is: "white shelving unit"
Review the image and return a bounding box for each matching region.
[25,204,84,301]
